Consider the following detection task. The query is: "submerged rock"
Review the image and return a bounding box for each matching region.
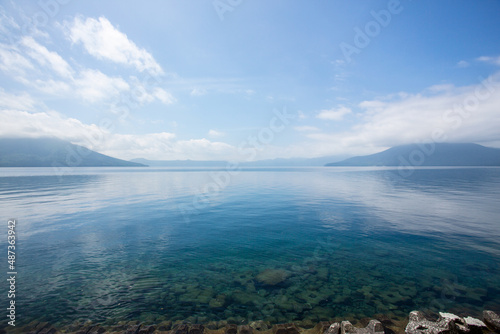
[225,324,238,334]
[310,321,333,334]
[209,294,227,308]
[256,269,291,286]
[272,323,301,334]
[138,325,157,333]
[238,325,253,334]
[249,320,271,331]
[232,290,264,306]
[172,324,189,334]
[189,324,205,334]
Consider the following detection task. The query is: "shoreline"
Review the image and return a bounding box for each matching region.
[3,310,499,334]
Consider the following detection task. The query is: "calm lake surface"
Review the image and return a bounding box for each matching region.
[1,167,499,327]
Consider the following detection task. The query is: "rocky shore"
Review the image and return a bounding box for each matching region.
[3,310,499,334]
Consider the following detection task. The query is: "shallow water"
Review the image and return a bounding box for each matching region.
[1,167,499,326]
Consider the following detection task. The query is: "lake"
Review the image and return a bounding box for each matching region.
[1,166,499,328]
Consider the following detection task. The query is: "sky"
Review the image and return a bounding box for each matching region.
[1,0,500,161]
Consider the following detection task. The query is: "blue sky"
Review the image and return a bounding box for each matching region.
[1,0,500,161]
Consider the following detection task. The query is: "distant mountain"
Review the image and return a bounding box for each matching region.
[132,155,348,167]
[131,158,227,167]
[240,155,348,167]
[326,143,500,167]
[0,137,146,167]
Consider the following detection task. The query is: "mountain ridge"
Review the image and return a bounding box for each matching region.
[131,158,227,167]
[0,137,146,167]
[132,155,348,167]
[326,143,500,167]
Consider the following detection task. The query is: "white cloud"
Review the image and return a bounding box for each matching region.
[101,132,177,159]
[10,67,129,103]
[0,9,19,36]
[95,135,236,161]
[305,71,500,155]
[294,126,319,132]
[208,129,225,138]
[28,78,72,95]
[426,84,455,94]
[457,60,469,68]
[0,12,173,107]
[167,138,234,160]
[152,87,176,104]
[0,43,34,77]
[21,36,73,78]
[477,56,500,66]
[0,89,37,111]
[333,59,346,66]
[1,34,74,81]
[66,16,163,75]
[171,76,254,97]
[127,78,175,105]
[0,33,173,106]
[0,35,134,103]
[74,69,130,103]
[0,109,236,161]
[356,75,500,145]
[190,87,207,96]
[316,106,351,121]
[0,109,106,144]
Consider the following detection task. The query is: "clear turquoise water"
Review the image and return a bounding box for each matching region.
[0,167,499,327]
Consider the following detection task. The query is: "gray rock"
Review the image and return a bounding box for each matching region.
[439,312,469,333]
[463,317,485,328]
[366,320,385,334]
[341,321,356,334]
[483,310,500,333]
[325,323,340,334]
[340,320,384,334]
[463,317,486,334]
[405,310,458,334]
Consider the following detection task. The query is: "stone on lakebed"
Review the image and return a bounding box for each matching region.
[256,269,290,286]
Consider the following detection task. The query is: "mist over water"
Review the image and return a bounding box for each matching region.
[1,167,499,327]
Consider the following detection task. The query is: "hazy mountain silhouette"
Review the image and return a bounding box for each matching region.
[326,143,500,166]
[132,155,348,167]
[0,137,146,167]
[131,158,227,167]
